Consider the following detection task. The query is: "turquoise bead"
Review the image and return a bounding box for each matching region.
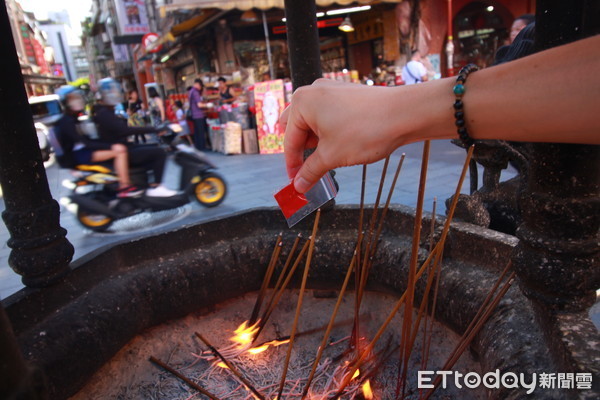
[453,84,465,95]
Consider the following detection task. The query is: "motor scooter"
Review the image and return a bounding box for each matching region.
[67,127,227,232]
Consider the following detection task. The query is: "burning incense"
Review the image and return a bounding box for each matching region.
[397,141,430,398]
[423,269,517,400]
[149,355,224,400]
[420,197,438,374]
[429,197,437,252]
[329,243,442,400]
[369,154,406,261]
[250,233,283,325]
[302,252,357,398]
[358,157,390,298]
[277,209,321,400]
[195,332,265,400]
[439,260,514,372]
[260,234,303,329]
[253,239,311,342]
[333,146,475,399]
[352,164,368,352]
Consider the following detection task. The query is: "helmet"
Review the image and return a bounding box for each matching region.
[56,85,78,105]
[98,78,123,106]
[55,85,85,112]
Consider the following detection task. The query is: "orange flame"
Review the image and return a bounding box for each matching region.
[246,338,290,355]
[352,369,360,380]
[362,379,373,399]
[248,345,269,354]
[216,362,229,369]
[231,320,260,347]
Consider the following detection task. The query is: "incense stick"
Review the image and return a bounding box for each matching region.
[253,239,311,342]
[302,252,357,398]
[420,197,438,376]
[365,154,406,271]
[358,157,390,300]
[277,209,321,400]
[423,269,516,400]
[437,260,513,373]
[260,234,302,325]
[397,141,430,398]
[149,356,224,400]
[250,233,283,325]
[195,333,265,400]
[333,145,475,399]
[329,242,442,400]
[352,164,368,353]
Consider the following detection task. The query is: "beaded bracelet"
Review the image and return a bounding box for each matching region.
[452,63,479,147]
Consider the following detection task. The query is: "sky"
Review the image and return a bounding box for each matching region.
[19,0,93,43]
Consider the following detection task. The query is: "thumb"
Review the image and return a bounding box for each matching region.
[293,149,328,194]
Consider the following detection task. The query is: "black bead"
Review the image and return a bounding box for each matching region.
[453,100,463,110]
[454,111,464,119]
[455,119,465,127]
[457,127,468,135]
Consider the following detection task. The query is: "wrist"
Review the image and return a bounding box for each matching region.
[383,79,457,148]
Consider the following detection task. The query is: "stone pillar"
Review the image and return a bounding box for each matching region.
[0,303,46,399]
[0,0,73,288]
[513,0,600,311]
[283,0,322,90]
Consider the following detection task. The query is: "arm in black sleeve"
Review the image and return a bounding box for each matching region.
[94,106,160,142]
[54,115,79,152]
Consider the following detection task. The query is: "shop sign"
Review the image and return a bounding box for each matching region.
[142,33,162,53]
[347,19,384,45]
[273,18,343,35]
[254,80,285,154]
[114,0,151,36]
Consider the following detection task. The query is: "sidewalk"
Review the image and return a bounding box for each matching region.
[0,140,511,299]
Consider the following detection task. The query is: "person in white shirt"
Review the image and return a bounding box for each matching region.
[402,50,428,85]
[174,100,193,146]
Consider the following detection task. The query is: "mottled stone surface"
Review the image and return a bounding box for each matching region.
[3,207,598,399]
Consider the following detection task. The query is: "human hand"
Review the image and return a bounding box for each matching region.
[280,79,410,193]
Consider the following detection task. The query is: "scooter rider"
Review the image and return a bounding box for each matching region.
[93,78,176,197]
[53,85,143,198]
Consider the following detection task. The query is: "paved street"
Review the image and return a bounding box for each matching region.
[1,140,512,299]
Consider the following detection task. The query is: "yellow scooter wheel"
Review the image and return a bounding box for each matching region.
[77,208,113,232]
[193,173,227,207]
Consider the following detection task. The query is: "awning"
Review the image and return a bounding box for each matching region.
[22,74,67,86]
[171,9,221,36]
[164,0,401,12]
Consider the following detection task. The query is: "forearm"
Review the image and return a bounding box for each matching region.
[391,35,600,146]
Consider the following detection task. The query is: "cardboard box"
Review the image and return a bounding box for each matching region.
[223,122,242,155]
[209,125,224,153]
[242,129,259,154]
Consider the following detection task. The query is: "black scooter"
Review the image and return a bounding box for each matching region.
[68,129,227,232]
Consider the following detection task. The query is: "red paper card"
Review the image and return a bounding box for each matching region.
[274,183,308,219]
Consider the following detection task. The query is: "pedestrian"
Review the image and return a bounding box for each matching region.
[510,14,535,43]
[125,88,146,144]
[217,77,236,105]
[188,78,212,151]
[401,50,428,85]
[147,87,165,127]
[173,100,193,146]
[280,35,600,193]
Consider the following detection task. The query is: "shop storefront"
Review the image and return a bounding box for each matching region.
[417,0,535,76]
[147,1,415,155]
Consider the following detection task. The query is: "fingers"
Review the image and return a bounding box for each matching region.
[282,79,338,190]
[293,148,328,193]
[283,104,312,180]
